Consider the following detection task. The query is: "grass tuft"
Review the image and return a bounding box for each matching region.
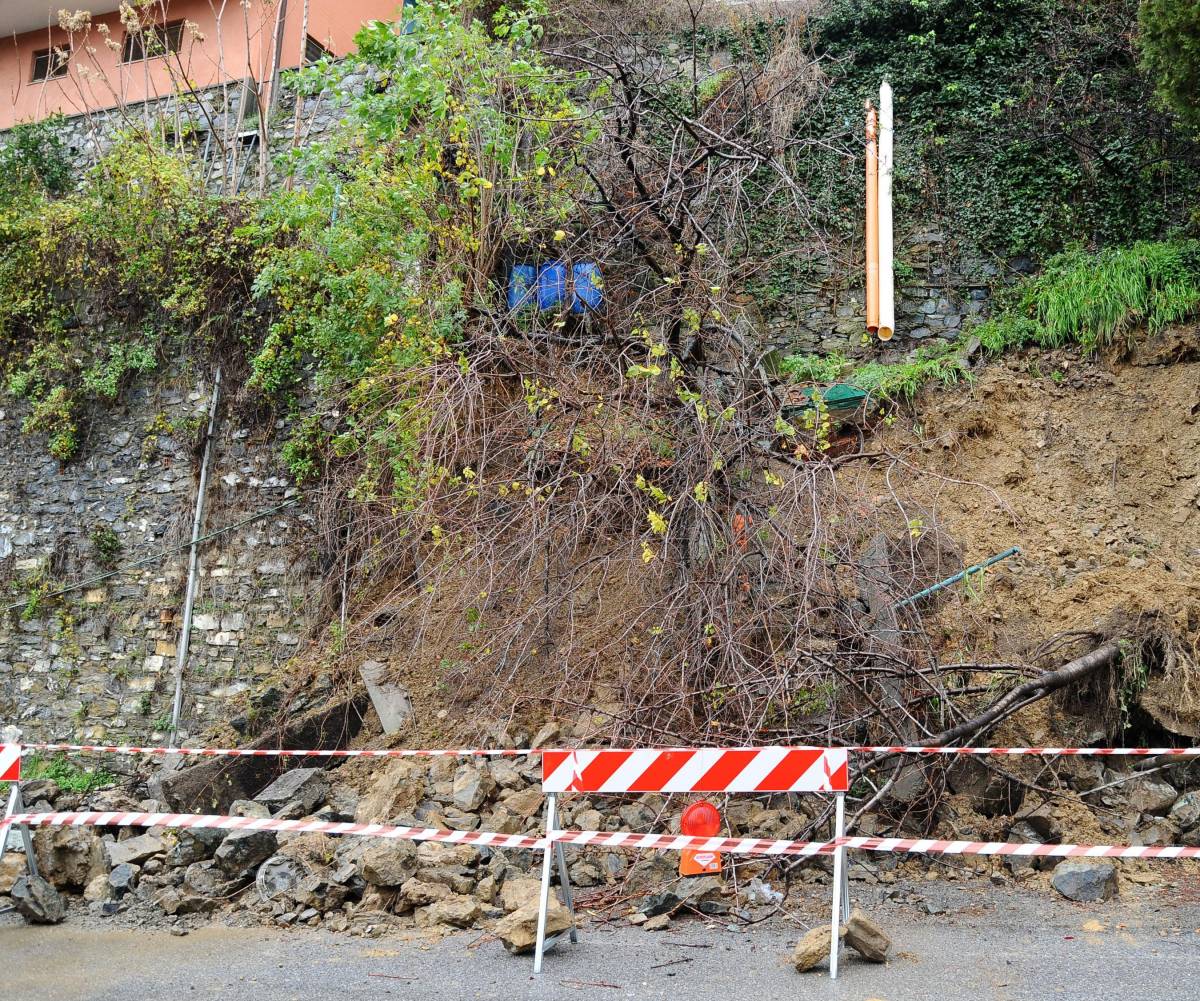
[974,239,1200,354]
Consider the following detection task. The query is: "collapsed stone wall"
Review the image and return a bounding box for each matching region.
[0,371,316,744]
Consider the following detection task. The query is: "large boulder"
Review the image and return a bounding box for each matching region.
[451,766,496,812]
[494,897,573,954]
[946,757,1024,817]
[108,863,139,896]
[1127,777,1179,816]
[420,895,482,929]
[107,832,165,867]
[1051,861,1118,902]
[255,768,329,815]
[184,861,244,898]
[358,840,420,886]
[0,853,27,894]
[792,925,835,972]
[355,759,428,822]
[499,876,543,913]
[214,830,277,878]
[11,875,65,924]
[34,827,106,891]
[1168,792,1200,829]
[400,878,452,907]
[169,827,227,866]
[291,875,349,912]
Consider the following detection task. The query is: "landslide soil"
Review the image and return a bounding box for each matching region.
[870,323,1200,739]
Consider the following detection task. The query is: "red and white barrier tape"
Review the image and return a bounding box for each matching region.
[22,742,1200,761]
[2,811,544,851]
[21,743,533,759]
[6,810,1200,860]
[853,746,1200,757]
[838,836,1200,859]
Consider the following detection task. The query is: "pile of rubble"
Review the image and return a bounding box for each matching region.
[3,738,1198,948]
[0,754,784,947]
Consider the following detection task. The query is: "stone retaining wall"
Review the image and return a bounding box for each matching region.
[0,372,316,744]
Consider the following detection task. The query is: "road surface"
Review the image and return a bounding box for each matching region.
[5,878,1199,1001]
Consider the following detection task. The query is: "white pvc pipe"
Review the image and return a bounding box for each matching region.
[877,79,895,341]
[169,367,221,748]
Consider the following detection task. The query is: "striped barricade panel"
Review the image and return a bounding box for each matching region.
[541,747,848,793]
[0,743,20,782]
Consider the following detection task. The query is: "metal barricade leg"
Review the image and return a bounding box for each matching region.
[554,838,578,944]
[532,792,557,974]
[829,792,846,979]
[2,783,39,878]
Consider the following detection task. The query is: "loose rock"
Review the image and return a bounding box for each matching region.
[793,925,835,972]
[451,765,496,812]
[1051,861,1118,902]
[255,769,330,815]
[11,875,66,924]
[107,832,164,867]
[214,829,278,877]
[844,908,891,962]
[494,898,573,954]
[359,840,419,886]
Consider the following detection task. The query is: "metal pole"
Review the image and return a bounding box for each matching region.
[554,837,578,944]
[3,784,38,877]
[893,546,1020,610]
[169,368,221,747]
[533,793,557,974]
[829,792,846,979]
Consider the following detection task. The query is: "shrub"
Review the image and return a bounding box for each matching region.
[1138,0,1200,129]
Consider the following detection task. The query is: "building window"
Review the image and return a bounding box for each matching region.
[121,21,185,63]
[304,35,331,64]
[31,48,69,82]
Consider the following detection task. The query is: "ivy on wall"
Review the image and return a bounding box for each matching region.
[745,0,1200,275]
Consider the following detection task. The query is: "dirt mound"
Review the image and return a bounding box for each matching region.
[876,324,1200,735]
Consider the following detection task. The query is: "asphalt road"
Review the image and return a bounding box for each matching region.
[6,879,1199,1001]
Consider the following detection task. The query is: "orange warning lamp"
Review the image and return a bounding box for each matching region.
[679,799,722,877]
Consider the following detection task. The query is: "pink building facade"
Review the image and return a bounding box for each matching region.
[0,1,404,132]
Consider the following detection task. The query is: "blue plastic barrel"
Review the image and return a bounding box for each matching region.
[571,262,603,314]
[507,264,537,311]
[537,262,568,311]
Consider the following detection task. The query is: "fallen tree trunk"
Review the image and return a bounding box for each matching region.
[844,642,1122,830]
[917,641,1121,748]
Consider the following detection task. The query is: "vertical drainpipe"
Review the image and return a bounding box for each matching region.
[865,102,880,336]
[168,368,221,748]
[877,80,895,341]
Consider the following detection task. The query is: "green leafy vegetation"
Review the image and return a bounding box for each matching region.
[847,342,970,401]
[973,240,1200,353]
[1138,0,1200,129]
[0,115,73,195]
[89,525,123,570]
[252,0,588,499]
[777,352,850,383]
[789,0,1200,260]
[782,342,970,403]
[0,135,256,460]
[16,753,115,793]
